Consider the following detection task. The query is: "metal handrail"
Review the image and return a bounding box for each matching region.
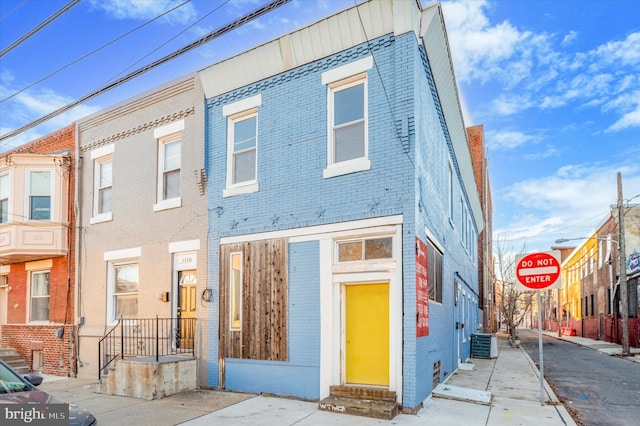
[97,316,196,381]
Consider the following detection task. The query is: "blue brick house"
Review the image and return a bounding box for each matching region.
[199,0,483,413]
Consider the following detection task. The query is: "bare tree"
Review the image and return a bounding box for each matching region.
[493,237,533,345]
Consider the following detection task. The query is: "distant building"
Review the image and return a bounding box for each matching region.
[0,125,76,376]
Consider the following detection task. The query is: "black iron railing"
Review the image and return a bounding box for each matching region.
[98,316,195,381]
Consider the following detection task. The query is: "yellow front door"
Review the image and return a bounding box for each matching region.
[345,283,389,386]
[178,271,197,349]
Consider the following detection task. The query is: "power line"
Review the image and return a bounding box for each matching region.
[0,0,292,144]
[0,0,80,57]
[1,0,193,104]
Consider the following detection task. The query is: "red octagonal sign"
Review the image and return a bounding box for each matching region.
[515,251,561,290]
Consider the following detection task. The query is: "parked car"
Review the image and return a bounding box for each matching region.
[0,359,97,425]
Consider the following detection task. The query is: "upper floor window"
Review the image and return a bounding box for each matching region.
[90,144,114,224]
[0,173,8,223]
[448,162,454,224]
[223,95,261,197]
[322,56,373,179]
[28,170,51,220]
[153,120,184,211]
[160,137,181,201]
[96,158,112,214]
[30,270,50,322]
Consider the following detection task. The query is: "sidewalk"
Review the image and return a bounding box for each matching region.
[540,329,640,362]
[39,332,581,426]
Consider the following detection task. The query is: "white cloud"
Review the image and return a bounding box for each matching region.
[486,130,536,150]
[89,0,197,24]
[561,30,578,47]
[607,104,640,132]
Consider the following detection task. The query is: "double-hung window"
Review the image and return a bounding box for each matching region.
[90,144,114,224]
[30,271,50,322]
[154,120,184,211]
[0,173,9,223]
[105,247,141,323]
[223,94,261,197]
[28,170,51,220]
[112,263,138,320]
[322,56,373,178]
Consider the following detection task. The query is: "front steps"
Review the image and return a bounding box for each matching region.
[0,347,30,375]
[318,385,398,420]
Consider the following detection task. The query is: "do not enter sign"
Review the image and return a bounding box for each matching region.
[515,251,561,290]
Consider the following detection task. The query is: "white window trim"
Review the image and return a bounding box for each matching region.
[28,269,50,324]
[91,157,113,224]
[106,261,140,325]
[322,57,373,179]
[25,168,54,221]
[154,133,182,212]
[223,95,262,197]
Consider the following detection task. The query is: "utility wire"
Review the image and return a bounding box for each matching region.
[0,0,292,144]
[1,0,193,104]
[0,0,80,57]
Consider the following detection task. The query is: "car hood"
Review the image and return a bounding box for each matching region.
[0,390,96,425]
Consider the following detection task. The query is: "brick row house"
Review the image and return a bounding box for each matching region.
[0,124,77,376]
[535,206,640,347]
[1,0,492,416]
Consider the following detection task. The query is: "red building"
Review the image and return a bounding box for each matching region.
[0,124,77,376]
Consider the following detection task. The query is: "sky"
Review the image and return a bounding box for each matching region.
[1,0,639,254]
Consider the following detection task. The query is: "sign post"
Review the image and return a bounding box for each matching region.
[515,250,561,406]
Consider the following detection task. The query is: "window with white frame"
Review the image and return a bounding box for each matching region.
[427,237,443,303]
[109,263,138,321]
[336,237,393,262]
[230,252,242,330]
[90,144,114,223]
[30,270,50,321]
[0,173,8,223]
[28,170,51,220]
[153,120,184,211]
[95,158,112,214]
[159,136,181,201]
[322,56,373,178]
[223,95,261,197]
[229,113,256,184]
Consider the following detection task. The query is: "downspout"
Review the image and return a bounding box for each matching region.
[73,122,82,375]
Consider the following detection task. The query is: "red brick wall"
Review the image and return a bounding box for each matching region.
[1,324,74,376]
[1,124,77,377]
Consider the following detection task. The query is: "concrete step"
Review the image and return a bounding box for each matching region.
[0,348,30,375]
[319,395,398,420]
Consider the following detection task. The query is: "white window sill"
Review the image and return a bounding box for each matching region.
[223,182,259,198]
[323,158,371,179]
[90,212,113,224]
[154,197,182,212]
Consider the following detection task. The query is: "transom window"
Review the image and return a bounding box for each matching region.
[30,271,50,322]
[337,237,392,262]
